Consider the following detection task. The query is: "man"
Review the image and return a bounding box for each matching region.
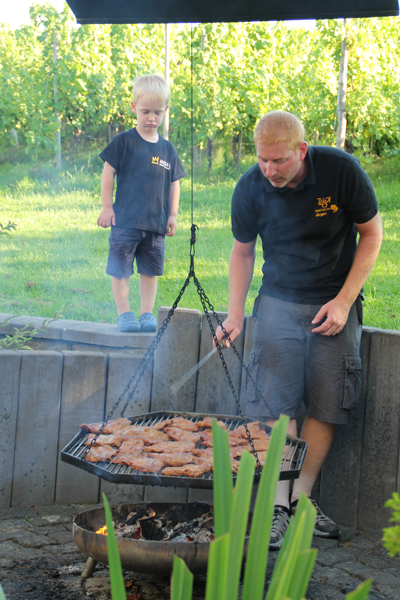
[216,111,382,548]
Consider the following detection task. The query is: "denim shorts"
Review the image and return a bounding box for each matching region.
[245,294,363,424]
[106,227,165,278]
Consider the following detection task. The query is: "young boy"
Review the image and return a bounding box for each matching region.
[97,74,186,332]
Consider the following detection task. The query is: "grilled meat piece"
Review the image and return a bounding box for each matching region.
[124,457,165,472]
[80,418,132,434]
[111,448,144,463]
[164,427,201,444]
[146,441,196,453]
[162,463,210,477]
[196,417,227,429]
[169,417,199,431]
[118,439,145,451]
[84,445,118,462]
[85,433,123,447]
[152,419,173,430]
[193,447,214,457]
[145,452,195,467]
[120,428,169,444]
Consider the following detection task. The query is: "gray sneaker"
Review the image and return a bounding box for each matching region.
[291,497,340,538]
[269,505,291,549]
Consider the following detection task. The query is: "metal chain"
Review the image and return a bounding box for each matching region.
[83,223,275,467]
[83,225,198,459]
[192,276,262,468]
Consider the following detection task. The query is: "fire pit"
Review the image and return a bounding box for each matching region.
[73,502,239,575]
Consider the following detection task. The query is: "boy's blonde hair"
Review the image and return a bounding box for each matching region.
[253,111,305,150]
[132,74,170,106]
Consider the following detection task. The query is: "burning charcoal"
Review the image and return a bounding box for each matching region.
[124,506,156,527]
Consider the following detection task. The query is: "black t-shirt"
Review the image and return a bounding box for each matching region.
[231,146,378,304]
[99,128,186,234]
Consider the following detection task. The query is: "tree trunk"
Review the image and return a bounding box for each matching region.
[231,134,238,164]
[207,137,213,175]
[237,130,243,168]
[163,23,170,140]
[336,20,349,151]
[53,30,61,169]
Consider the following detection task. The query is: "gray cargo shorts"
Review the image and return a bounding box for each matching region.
[245,294,363,424]
[106,226,165,278]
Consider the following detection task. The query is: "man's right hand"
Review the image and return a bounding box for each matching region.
[214,316,244,348]
[97,208,116,228]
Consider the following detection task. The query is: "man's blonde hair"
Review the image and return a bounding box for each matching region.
[253,111,305,150]
[132,74,170,106]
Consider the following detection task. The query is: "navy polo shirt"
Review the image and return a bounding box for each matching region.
[231,146,378,304]
[100,128,186,234]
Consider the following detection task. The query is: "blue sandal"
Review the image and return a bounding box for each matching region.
[139,312,157,332]
[117,311,140,333]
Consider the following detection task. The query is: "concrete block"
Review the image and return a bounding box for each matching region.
[195,312,244,416]
[240,315,256,410]
[188,488,213,503]
[0,352,21,509]
[0,315,61,339]
[11,351,63,507]
[100,351,153,504]
[151,307,202,413]
[105,353,152,419]
[24,339,73,352]
[144,486,188,503]
[71,343,146,355]
[358,329,400,534]
[60,321,154,349]
[55,352,107,505]
[100,482,144,505]
[319,328,372,528]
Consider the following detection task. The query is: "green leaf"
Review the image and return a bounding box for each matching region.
[205,533,230,600]
[345,579,372,600]
[212,420,233,539]
[171,556,194,600]
[225,450,255,600]
[241,415,289,600]
[285,549,318,600]
[102,493,127,600]
[0,583,6,600]
[266,495,317,600]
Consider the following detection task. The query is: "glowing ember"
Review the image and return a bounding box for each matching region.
[96,525,108,535]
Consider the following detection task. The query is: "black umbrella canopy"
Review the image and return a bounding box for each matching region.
[66,0,399,25]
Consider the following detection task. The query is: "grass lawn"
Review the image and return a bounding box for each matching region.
[1,152,399,331]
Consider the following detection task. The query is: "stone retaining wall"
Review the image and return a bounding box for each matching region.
[1,309,399,534]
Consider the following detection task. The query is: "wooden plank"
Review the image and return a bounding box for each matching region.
[319,328,372,528]
[55,351,107,504]
[358,329,400,534]
[240,315,256,411]
[151,307,202,413]
[0,352,21,508]
[11,351,63,507]
[101,352,152,504]
[195,312,244,416]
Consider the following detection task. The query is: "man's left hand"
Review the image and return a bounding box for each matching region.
[311,297,352,336]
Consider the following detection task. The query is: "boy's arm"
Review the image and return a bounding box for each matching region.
[165,180,180,236]
[97,162,117,228]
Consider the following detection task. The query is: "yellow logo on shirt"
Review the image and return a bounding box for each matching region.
[315,197,338,217]
[151,156,171,170]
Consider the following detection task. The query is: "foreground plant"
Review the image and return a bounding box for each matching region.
[0,315,55,351]
[171,416,372,600]
[0,221,17,235]
[102,415,372,600]
[382,492,400,558]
